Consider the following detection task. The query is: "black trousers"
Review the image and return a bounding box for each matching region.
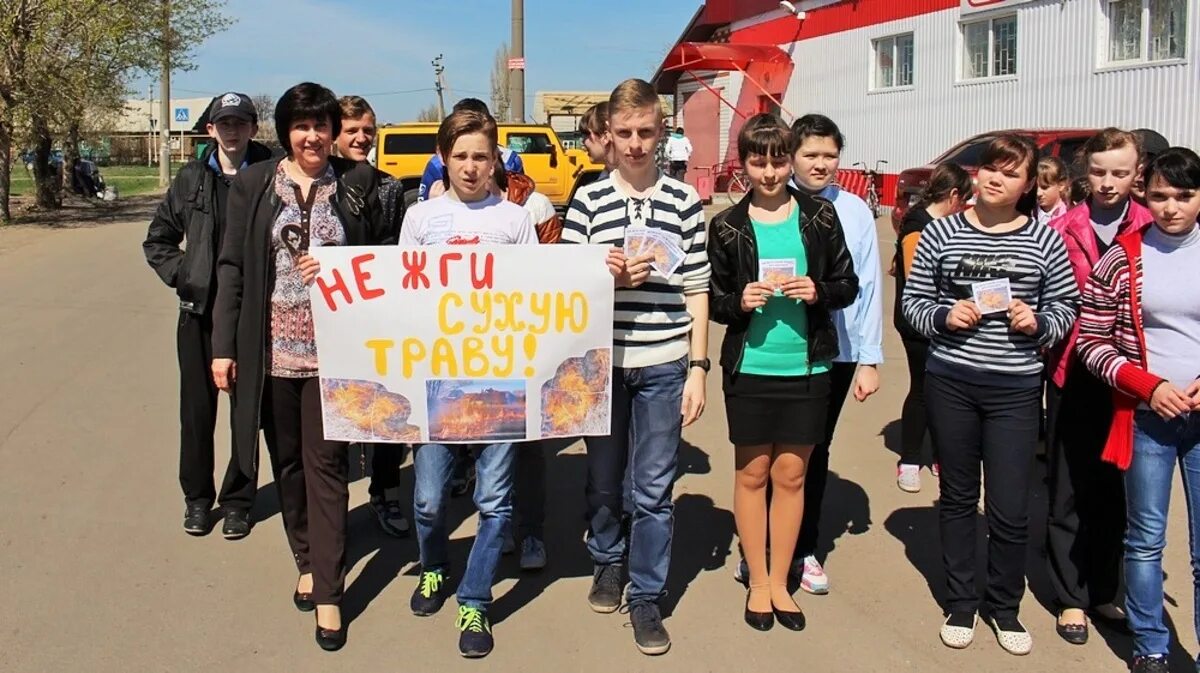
[176,311,255,510]
[899,339,933,466]
[262,376,348,604]
[795,361,857,559]
[367,444,403,497]
[515,441,549,540]
[927,372,1040,619]
[670,161,688,181]
[1045,368,1125,610]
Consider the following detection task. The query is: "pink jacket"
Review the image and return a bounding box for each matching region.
[1046,200,1152,388]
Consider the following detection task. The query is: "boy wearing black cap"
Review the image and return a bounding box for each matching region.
[143,91,274,539]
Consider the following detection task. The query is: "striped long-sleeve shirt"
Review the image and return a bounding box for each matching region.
[900,212,1080,387]
[1075,235,1163,401]
[1075,229,1178,470]
[562,174,711,369]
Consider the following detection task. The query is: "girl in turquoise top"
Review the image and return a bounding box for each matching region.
[709,114,858,632]
[740,205,831,376]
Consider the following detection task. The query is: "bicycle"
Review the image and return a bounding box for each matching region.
[712,160,750,204]
[853,160,888,218]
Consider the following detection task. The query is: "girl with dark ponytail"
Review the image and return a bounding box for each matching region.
[892,163,972,492]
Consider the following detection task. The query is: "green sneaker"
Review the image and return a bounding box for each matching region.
[410,568,448,616]
[456,605,494,658]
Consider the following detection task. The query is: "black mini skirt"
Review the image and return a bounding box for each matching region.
[722,370,832,446]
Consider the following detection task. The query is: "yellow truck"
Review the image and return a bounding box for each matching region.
[375,122,605,210]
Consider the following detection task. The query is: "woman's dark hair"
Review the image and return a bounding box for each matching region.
[790,113,845,152]
[274,82,342,155]
[980,134,1038,183]
[915,163,973,210]
[1144,147,1200,191]
[737,113,792,163]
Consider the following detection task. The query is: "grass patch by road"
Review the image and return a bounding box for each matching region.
[8,163,185,198]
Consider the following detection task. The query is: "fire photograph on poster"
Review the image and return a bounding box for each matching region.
[541,348,611,438]
[427,379,528,442]
[320,378,423,442]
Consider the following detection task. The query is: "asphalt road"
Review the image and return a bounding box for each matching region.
[0,199,1195,672]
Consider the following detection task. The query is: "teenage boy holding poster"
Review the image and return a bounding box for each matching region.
[562,78,711,656]
[400,108,535,658]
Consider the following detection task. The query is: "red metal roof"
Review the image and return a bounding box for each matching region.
[660,42,791,73]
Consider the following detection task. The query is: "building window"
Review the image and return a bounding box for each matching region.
[961,15,1018,79]
[872,33,914,89]
[1104,0,1188,65]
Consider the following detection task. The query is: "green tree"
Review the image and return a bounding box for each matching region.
[0,0,233,221]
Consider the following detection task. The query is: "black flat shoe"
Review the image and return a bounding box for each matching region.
[770,588,807,631]
[1056,619,1088,645]
[294,591,315,613]
[744,591,773,631]
[315,620,346,651]
[773,606,806,631]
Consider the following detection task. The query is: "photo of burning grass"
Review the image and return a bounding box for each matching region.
[320,378,423,442]
[541,348,612,438]
[427,379,528,442]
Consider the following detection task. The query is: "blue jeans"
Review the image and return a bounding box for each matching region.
[413,442,516,608]
[585,357,687,604]
[1125,410,1200,659]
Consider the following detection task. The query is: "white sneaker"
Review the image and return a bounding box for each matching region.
[897,464,921,493]
[940,613,977,649]
[797,555,829,595]
[990,616,1033,656]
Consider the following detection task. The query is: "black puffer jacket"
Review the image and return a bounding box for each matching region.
[142,141,274,314]
[212,156,397,473]
[708,188,859,372]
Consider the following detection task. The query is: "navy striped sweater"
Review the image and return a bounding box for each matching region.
[900,212,1079,386]
[562,174,711,368]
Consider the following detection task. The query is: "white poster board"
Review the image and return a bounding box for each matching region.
[309,245,614,444]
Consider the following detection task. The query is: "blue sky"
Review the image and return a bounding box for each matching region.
[133,0,700,123]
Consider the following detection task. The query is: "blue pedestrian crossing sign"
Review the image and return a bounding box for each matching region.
[174,107,189,123]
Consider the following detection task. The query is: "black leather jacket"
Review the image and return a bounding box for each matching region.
[142,141,274,314]
[708,188,859,372]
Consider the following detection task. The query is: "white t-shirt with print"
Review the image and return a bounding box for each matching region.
[399,193,536,246]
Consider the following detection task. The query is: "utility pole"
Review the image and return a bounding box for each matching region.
[432,54,446,119]
[510,0,525,122]
[158,0,172,186]
[147,84,153,167]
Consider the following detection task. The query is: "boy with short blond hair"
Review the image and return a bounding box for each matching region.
[562,78,711,656]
